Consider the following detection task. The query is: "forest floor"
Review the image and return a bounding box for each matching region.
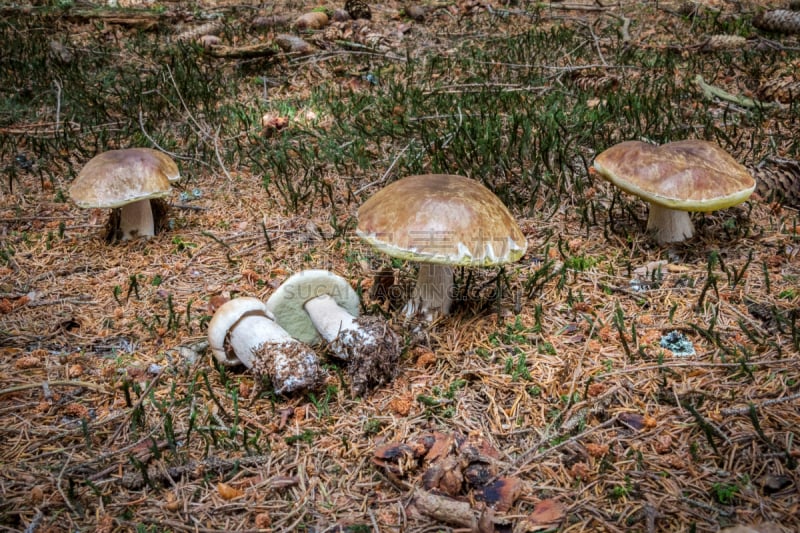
[1,0,799,531]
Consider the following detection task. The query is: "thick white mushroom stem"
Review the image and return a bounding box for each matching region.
[227,314,322,395]
[403,263,454,322]
[304,294,401,395]
[304,295,363,356]
[119,200,155,240]
[646,203,694,244]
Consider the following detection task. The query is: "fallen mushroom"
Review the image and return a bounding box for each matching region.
[69,148,181,241]
[592,140,756,244]
[266,270,401,395]
[207,296,323,395]
[356,174,528,322]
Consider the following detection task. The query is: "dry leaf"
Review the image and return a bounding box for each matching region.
[255,512,271,528]
[275,34,315,54]
[424,432,454,462]
[295,11,329,30]
[372,442,418,475]
[569,462,591,479]
[388,396,412,416]
[522,498,566,531]
[587,382,607,396]
[459,432,500,461]
[585,442,609,457]
[217,482,244,500]
[422,456,463,496]
[473,476,521,512]
[415,349,437,367]
[654,434,673,454]
[618,412,647,430]
[15,355,41,369]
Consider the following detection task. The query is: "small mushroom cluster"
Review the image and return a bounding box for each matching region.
[207,270,401,397]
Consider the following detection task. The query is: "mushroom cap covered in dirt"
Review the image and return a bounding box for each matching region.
[592,140,755,212]
[356,174,527,267]
[207,296,271,367]
[69,148,180,209]
[266,270,361,344]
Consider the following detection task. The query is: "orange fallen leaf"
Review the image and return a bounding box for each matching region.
[585,442,609,457]
[217,482,244,500]
[522,498,566,531]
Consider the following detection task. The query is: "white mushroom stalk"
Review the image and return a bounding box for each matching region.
[207,297,323,395]
[119,200,156,240]
[303,294,401,396]
[403,264,454,323]
[646,203,694,244]
[267,270,401,395]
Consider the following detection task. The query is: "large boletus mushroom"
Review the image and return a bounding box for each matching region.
[592,140,756,244]
[69,148,181,241]
[356,174,528,322]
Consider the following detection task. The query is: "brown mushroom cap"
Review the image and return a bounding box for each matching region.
[356,174,527,267]
[69,148,180,209]
[592,140,755,212]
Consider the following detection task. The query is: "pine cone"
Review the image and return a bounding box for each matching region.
[753,9,800,34]
[345,0,372,20]
[173,21,224,43]
[757,76,800,103]
[702,34,747,51]
[572,73,620,93]
[751,158,800,209]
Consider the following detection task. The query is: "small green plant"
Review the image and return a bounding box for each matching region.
[172,236,197,254]
[285,429,316,445]
[308,384,337,418]
[711,482,738,505]
[489,316,533,346]
[504,350,532,381]
[778,289,797,300]
[564,254,598,271]
[609,477,632,500]
[363,418,383,436]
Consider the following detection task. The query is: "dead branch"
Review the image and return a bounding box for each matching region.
[410,489,479,529]
[60,7,187,29]
[205,42,279,59]
[120,454,297,489]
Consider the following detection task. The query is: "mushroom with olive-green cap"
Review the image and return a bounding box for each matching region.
[69,148,180,241]
[592,140,756,244]
[266,269,401,395]
[356,174,528,322]
[207,296,323,395]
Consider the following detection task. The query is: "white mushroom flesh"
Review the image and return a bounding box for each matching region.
[119,199,155,240]
[304,294,377,359]
[646,203,694,244]
[403,263,454,322]
[228,313,294,368]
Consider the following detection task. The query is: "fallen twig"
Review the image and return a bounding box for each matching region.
[0,380,109,397]
[121,454,297,489]
[721,392,800,416]
[206,42,279,59]
[694,75,775,109]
